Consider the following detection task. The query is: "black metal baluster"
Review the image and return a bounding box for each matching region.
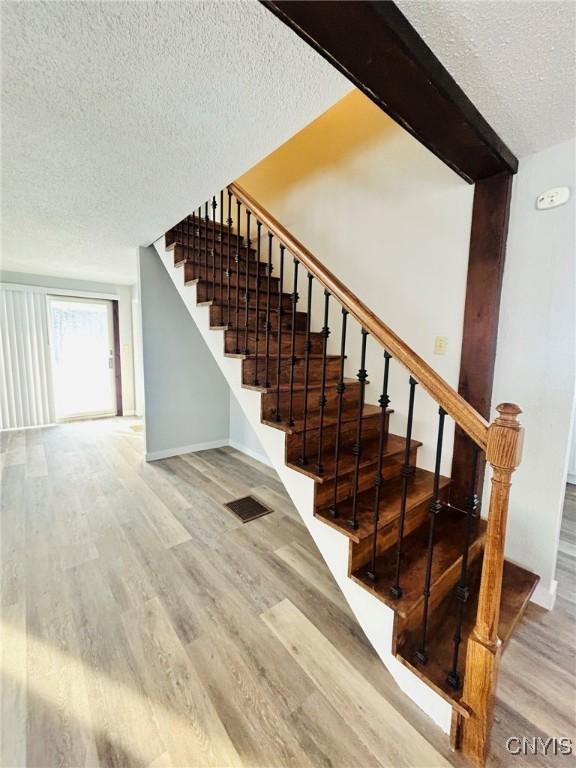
[204,202,209,283]
[349,329,369,530]
[253,221,262,385]
[234,199,242,353]
[274,245,285,421]
[446,445,481,689]
[243,209,251,355]
[366,352,392,579]
[226,191,232,326]
[390,377,418,598]
[211,196,217,301]
[315,290,331,474]
[415,407,446,664]
[298,273,314,465]
[197,206,202,278]
[219,190,224,302]
[264,233,273,388]
[191,210,196,263]
[328,308,348,516]
[287,259,300,426]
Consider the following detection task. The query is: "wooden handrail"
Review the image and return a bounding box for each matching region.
[229,182,489,450]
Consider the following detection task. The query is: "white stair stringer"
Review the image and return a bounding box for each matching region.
[154,238,453,733]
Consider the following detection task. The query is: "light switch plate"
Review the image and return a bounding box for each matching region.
[536,186,570,210]
[434,336,448,355]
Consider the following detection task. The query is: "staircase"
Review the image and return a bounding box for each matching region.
[156,183,539,766]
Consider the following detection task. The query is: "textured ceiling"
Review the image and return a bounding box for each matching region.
[397,0,576,158]
[1,1,350,284]
[2,2,575,284]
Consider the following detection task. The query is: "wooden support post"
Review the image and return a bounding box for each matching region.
[451,172,513,507]
[461,403,523,766]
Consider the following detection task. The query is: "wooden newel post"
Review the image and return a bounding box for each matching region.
[461,403,523,766]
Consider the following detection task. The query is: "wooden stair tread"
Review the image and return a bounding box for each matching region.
[232,329,323,341]
[177,250,269,274]
[498,561,540,647]
[256,378,359,395]
[352,509,487,619]
[315,468,450,543]
[185,273,279,290]
[287,433,420,483]
[395,558,539,708]
[199,296,294,310]
[242,363,344,393]
[238,354,344,368]
[263,403,386,434]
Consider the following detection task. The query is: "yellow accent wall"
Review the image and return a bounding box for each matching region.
[236,88,475,475]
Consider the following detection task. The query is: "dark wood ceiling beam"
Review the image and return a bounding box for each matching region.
[261,0,518,183]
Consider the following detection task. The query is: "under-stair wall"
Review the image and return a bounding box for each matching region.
[139,245,230,459]
[153,236,455,732]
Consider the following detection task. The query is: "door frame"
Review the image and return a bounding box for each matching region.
[112,299,123,416]
[47,294,122,421]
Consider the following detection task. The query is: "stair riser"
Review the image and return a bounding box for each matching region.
[286,411,386,462]
[226,332,324,357]
[169,235,257,262]
[314,446,415,507]
[395,532,484,642]
[174,221,248,244]
[242,356,341,388]
[184,260,276,291]
[197,283,293,311]
[263,393,368,431]
[209,305,308,332]
[349,492,441,573]
[166,224,246,249]
[260,381,362,422]
[175,245,270,277]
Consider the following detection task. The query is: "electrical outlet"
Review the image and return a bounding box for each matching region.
[434,336,448,355]
[536,186,570,210]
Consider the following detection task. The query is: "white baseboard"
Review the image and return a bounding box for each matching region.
[145,436,272,467]
[0,422,56,432]
[531,579,558,610]
[228,439,272,467]
[146,438,228,461]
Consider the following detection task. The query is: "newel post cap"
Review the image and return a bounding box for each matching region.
[495,402,522,425]
[486,403,524,470]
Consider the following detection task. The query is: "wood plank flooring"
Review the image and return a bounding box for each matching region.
[1,419,574,767]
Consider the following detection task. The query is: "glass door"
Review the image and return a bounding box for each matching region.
[48,296,117,420]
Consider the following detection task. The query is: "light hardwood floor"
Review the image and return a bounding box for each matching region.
[1,419,574,767]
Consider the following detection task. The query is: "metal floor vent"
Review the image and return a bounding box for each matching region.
[224,495,272,523]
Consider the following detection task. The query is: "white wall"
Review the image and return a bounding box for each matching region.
[488,138,576,607]
[229,391,269,465]
[138,246,230,459]
[238,91,474,476]
[568,410,576,484]
[0,270,136,415]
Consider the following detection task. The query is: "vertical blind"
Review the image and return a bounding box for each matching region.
[0,286,55,429]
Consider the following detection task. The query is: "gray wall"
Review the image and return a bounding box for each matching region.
[139,246,230,459]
